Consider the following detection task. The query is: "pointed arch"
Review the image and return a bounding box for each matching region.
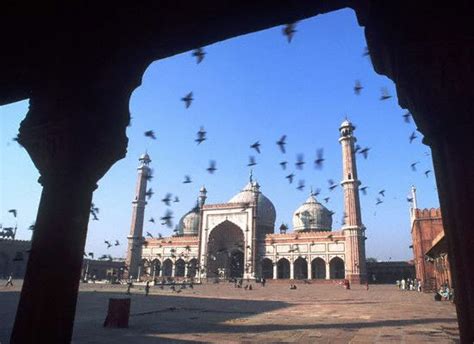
[162,259,173,277]
[261,258,273,279]
[311,257,326,279]
[330,257,345,279]
[294,257,308,279]
[277,258,290,279]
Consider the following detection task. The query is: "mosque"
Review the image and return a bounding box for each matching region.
[125,120,367,283]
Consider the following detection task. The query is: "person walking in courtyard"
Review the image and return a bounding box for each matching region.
[5,274,13,287]
[145,280,150,296]
[126,279,133,295]
[401,278,406,290]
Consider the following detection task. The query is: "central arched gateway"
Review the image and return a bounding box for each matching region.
[207,221,245,279]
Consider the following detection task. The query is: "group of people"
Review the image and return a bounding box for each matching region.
[396,278,422,292]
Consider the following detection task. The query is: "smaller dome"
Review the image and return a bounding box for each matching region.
[139,152,151,163]
[340,119,353,128]
[178,205,200,236]
[293,193,333,232]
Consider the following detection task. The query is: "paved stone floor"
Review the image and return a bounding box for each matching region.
[0,280,459,343]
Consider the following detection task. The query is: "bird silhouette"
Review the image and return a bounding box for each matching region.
[354,80,363,95]
[250,141,261,154]
[409,131,417,144]
[276,135,287,153]
[378,190,386,197]
[114,240,120,246]
[174,196,180,203]
[328,179,338,191]
[160,210,174,228]
[145,188,154,200]
[286,173,295,184]
[145,169,154,182]
[354,144,361,154]
[297,180,305,191]
[375,198,383,205]
[104,240,112,249]
[192,47,205,64]
[295,154,305,170]
[324,197,330,203]
[411,162,419,171]
[407,197,414,203]
[144,130,156,140]
[88,252,94,259]
[359,147,370,159]
[183,175,192,184]
[360,186,368,195]
[28,223,36,231]
[312,188,321,196]
[362,47,370,57]
[380,87,391,100]
[181,92,193,108]
[195,127,206,145]
[207,160,217,174]
[146,231,153,238]
[8,209,17,218]
[314,149,325,169]
[247,156,257,167]
[424,170,432,178]
[90,203,99,221]
[283,22,297,43]
[280,161,288,170]
[161,193,172,206]
[149,217,155,223]
[403,112,411,123]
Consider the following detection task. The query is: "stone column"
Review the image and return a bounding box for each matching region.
[10,77,132,343]
[184,262,189,278]
[171,261,176,277]
[325,261,331,280]
[307,260,312,280]
[290,260,294,280]
[159,267,163,278]
[273,261,277,280]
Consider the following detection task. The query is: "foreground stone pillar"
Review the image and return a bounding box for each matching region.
[273,262,277,280]
[307,260,312,280]
[290,260,294,280]
[10,76,133,343]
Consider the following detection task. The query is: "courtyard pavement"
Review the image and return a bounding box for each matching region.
[0,280,459,343]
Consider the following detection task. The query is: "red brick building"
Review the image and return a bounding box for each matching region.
[410,187,451,291]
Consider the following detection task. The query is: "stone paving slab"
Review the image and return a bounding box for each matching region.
[0,281,459,343]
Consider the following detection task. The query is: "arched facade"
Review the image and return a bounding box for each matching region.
[311,257,326,279]
[162,259,173,277]
[261,258,273,279]
[330,257,345,279]
[187,258,198,278]
[294,257,308,280]
[175,259,185,277]
[277,258,290,279]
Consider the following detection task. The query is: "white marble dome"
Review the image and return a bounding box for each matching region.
[178,206,200,236]
[228,181,276,228]
[293,193,332,232]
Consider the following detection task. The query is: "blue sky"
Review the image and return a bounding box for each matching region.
[0,9,438,261]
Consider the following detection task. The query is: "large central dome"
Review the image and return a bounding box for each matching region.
[293,192,333,232]
[228,181,276,229]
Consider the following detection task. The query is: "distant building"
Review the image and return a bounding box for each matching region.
[410,186,451,291]
[81,258,126,281]
[128,121,368,283]
[366,261,415,284]
[0,239,30,279]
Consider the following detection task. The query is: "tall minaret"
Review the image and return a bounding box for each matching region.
[125,153,151,279]
[339,119,367,284]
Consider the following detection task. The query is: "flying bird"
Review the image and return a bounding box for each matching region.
[286,173,295,184]
[28,223,36,231]
[146,231,153,238]
[195,127,207,145]
[247,156,257,167]
[378,190,386,197]
[88,252,94,259]
[362,47,370,57]
[8,209,17,218]
[104,240,112,249]
[297,180,305,191]
[144,130,156,140]
[280,161,288,170]
[411,162,419,171]
[359,147,370,159]
[173,196,180,203]
[328,179,338,191]
[409,131,417,144]
[250,141,261,154]
[192,47,206,64]
[283,22,297,43]
[360,186,368,195]
[276,135,287,153]
[145,188,154,200]
[424,170,432,178]
[354,144,361,154]
[324,197,330,203]
[354,80,363,95]
[403,112,411,123]
[114,240,120,246]
[145,169,154,182]
[314,149,325,169]
[375,198,384,205]
[161,193,172,206]
[90,203,99,221]
[407,197,414,203]
[295,154,305,170]
[183,175,192,184]
[160,210,174,228]
[380,87,392,101]
[181,92,194,108]
[149,217,155,224]
[206,160,217,174]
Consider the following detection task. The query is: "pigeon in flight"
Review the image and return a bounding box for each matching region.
[28,223,36,231]
[362,47,370,57]
[295,154,305,170]
[183,175,192,184]
[104,240,112,249]
[114,240,120,246]
[207,160,217,174]
[354,80,363,95]
[145,188,154,200]
[149,217,155,224]
[328,179,338,191]
[403,112,411,123]
[411,162,419,171]
[250,141,261,154]
[280,161,288,170]
[145,169,154,182]
[424,170,432,178]
[144,130,156,140]
[378,190,386,197]
[380,87,391,101]
[276,135,287,153]
[297,180,305,191]
[359,147,370,159]
[173,196,180,203]
[375,198,384,205]
[160,210,174,228]
[407,197,414,203]
[409,131,417,144]
[324,197,330,203]
[314,149,325,169]
[354,144,361,154]
[360,186,368,195]
[195,127,206,145]
[247,156,257,167]
[8,209,17,218]
[90,203,99,221]
[283,22,297,43]
[161,193,172,206]
[286,173,295,184]
[146,232,153,238]
[181,92,194,108]
[192,47,206,64]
